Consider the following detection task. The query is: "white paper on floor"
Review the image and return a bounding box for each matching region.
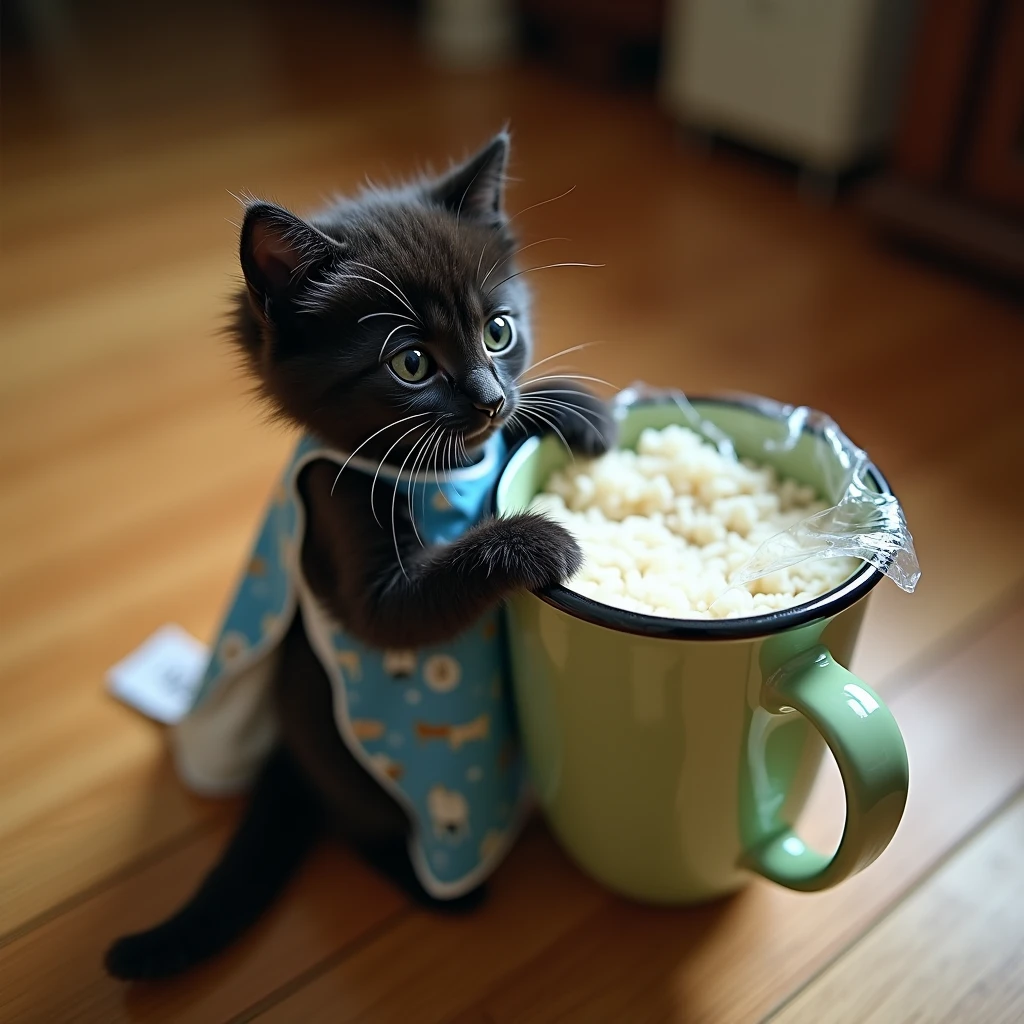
[107,624,208,724]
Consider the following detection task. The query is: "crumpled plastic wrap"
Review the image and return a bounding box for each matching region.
[612,385,921,594]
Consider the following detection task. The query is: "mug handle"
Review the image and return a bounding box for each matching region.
[744,645,909,892]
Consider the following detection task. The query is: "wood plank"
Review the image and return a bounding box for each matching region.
[0,758,220,942]
[0,541,263,934]
[771,794,1024,1024]
[248,597,1024,1024]
[3,2,1023,1018]
[0,366,1016,943]
[255,823,609,1024]
[849,403,1024,692]
[0,823,408,1024]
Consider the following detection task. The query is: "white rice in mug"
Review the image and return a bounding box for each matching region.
[529,424,859,620]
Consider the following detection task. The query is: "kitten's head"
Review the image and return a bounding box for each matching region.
[234,132,531,463]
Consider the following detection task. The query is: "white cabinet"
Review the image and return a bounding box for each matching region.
[661,0,919,174]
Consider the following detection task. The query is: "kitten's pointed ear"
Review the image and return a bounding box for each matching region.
[240,202,339,311]
[429,132,510,223]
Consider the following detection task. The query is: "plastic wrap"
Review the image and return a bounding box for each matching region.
[612,385,921,594]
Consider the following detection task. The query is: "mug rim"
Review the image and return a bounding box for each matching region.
[495,394,891,641]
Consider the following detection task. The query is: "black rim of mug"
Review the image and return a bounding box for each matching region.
[494,394,892,642]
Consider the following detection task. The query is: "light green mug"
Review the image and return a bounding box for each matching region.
[495,395,909,903]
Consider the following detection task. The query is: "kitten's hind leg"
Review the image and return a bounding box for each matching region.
[365,841,488,914]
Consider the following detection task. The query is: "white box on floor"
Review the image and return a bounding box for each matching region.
[661,0,919,174]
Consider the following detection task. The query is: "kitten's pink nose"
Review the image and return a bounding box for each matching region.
[473,394,505,419]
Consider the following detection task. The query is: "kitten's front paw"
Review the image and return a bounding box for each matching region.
[459,513,582,593]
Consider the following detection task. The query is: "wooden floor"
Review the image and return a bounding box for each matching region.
[2,3,1023,1022]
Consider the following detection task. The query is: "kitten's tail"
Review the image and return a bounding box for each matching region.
[104,747,320,980]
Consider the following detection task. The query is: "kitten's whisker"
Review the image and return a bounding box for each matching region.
[410,422,438,514]
[507,185,576,227]
[521,396,602,440]
[451,432,468,495]
[518,407,575,463]
[442,430,466,498]
[521,395,601,415]
[519,408,574,462]
[417,429,433,523]
[358,311,417,324]
[405,419,438,544]
[521,387,606,399]
[455,164,486,230]
[475,183,576,284]
[407,423,443,548]
[514,342,605,381]
[348,262,418,319]
[520,373,617,391]
[331,412,433,495]
[330,274,421,323]
[453,433,464,478]
[521,395,603,418]
[414,422,445,530]
[480,237,571,289]
[502,409,525,440]
[476,234,496,280]
[503,402,531,441]
[424,428,444,521]
[402,428,428,547]
[370,421,434,527]
[489,262,604,295]
[417,426,443,525]
[379,322,418,360]
[432,429,448,503]
[390,424,433,580]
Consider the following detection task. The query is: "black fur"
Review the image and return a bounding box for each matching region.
[105,132,616,980]
[105,747,319,980]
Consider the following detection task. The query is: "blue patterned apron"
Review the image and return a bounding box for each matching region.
[172,431,528,898]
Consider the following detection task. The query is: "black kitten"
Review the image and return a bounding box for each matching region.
[105,132,616,981]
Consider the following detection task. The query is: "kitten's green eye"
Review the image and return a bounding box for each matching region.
[390,348,433,383]
[484,315,516,353]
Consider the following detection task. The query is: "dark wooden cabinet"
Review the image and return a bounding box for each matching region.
[965,0,1024,213]
[864,0,1024,282]
[518,0,666,83]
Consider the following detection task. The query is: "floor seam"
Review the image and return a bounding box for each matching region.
[874,575,1024,701]
[225,904,413,1024]
[757,782,1024,1023]
[3,582,1018,965]
[0,814,223,950]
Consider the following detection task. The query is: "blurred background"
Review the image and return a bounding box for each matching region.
[2,2,1023,1021]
